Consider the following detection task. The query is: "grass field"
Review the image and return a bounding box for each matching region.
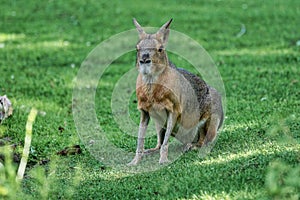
[0,0,299,199]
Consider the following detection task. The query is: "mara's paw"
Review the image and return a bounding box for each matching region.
[159,155,170,165]
[127,155,142,166]
[159,158,170,165]
[183,143,198,152]
[183,143,193,152]
[127,159,138,166]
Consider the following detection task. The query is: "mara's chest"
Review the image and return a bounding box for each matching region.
[136,84,180,113]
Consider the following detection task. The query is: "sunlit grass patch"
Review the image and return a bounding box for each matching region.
[0,33,26,42]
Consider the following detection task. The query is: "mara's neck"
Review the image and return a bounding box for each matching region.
[142,74,157,85]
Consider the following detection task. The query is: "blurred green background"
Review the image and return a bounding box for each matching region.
[0,0,299,199]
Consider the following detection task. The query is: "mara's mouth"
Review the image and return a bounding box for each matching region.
[139,65,152,75]
[141,71,151,76]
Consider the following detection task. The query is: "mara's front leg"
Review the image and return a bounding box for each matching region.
[144,121,166,155]
[128,110,150,166]
[159,112,177,164]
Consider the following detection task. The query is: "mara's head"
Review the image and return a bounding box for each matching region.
[133,18,173,77]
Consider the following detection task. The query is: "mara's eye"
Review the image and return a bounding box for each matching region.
[158,46,164,52]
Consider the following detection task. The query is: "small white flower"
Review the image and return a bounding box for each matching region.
[89,140,95,145]
[260,97,267,101]
[39,111,46,116]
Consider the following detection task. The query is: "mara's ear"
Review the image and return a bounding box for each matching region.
[133,18,146,39]
[156,18,173,45]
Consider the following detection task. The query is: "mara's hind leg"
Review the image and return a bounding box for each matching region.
[197,125,206,147]
[203,115,220,146]
[183,122,205,152]
[144,122,165,155]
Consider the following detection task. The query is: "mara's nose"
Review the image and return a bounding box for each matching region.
[140,53,151,64]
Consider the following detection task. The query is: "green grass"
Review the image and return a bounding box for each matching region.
[1,0,299,199]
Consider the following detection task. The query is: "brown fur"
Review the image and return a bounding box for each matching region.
[128,19,224,165]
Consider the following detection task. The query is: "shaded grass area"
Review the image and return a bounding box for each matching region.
[0,0,299,199]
